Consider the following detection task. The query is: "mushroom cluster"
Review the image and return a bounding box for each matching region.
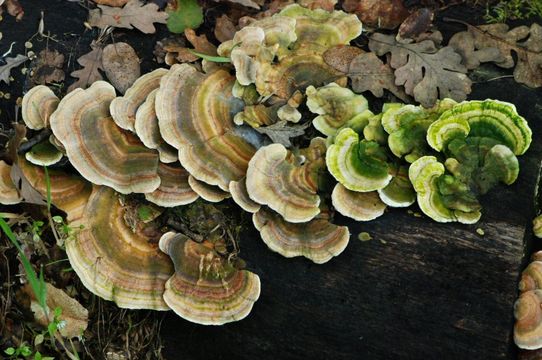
[2,4,533,326]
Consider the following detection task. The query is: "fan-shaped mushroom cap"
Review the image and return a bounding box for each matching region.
[145,163,198,207]
[520,262,542,293]
[134,89,178,163]
[0,161,22,205]
[66,186,173,310]
[188,175,230,203]
[17,159,92,222]
[246,139,326,223]
[331,183,386,221]
[382,99,457,162]
[514,290,542,350]
[427,99,532,155]
[156,65,255,191]
[253,207,349,264]
[306,82,368,136]
[229,178,261,213]
[409,156,481,224]
[24,141,63,166]
[49,81,160,194]
[377,166,416,208]
[326,128,392,192]
[159,232,261,325]
[534,216,542,239]
[110,68,168,132]
[21,85,59,130]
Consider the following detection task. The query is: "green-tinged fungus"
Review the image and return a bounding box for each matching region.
[331,183,386,221]
[377,166,416,207]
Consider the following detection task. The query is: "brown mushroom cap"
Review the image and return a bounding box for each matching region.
[331,183,386,221]
[159,232,261,325]
[49,81,160,194]
[66,186,173,310]
[145,163,199,207]
[188,175,231,203]
[229,178,261,213]
[0,160,22,205]
[253,207,350,264]
[514,290,542,350]
[520,262,542,293]
[21,85,59,130]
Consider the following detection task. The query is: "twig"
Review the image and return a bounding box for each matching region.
[17,129,52,154]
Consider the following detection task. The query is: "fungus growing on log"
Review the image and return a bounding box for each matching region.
[514,290,542,350]
[66,186,173,310]
[145,163,199,207]
[49,81,160,194]
[377,166,416,207]
[0,160,22,205]
[253,207,349,264]
[24,141,63,166]
[188,175,231,203]
[21,85,59,130]
[519,261,542,293]
[230,178,261,213]
[331,183,386,221]
[110,68,169,132]
[159,232,261,325]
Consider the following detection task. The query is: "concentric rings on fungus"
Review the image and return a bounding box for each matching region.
[49,81,160,194]
[0,160,22,205]
[253,207,349,264]
[159,232,261,325]
[21,85,59,130]
[145,163,199,207]
[514,290,542,350]
[331,183,386,221]
[66,186,173,310]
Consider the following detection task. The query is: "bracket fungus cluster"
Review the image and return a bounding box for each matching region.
[515,252,542,350]
[4,4,534,326]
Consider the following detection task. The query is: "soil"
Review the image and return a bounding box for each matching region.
[1,1,542,359]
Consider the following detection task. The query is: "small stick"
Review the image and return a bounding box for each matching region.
[17,128,51,154]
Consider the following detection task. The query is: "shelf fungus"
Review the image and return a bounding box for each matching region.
[253,207,349,264]
[159,232,261,325]
[246,138,326,223]
[67,186,174,310]
[514,290,542,350]
[377,166,416,208]
[21,85,59,130]
[156,64,255,191]
[144,163,199,207]
[0,160,22,205]
[327,128,392,192]
[229,178,261,213]
[427,99,532,155]
[331,183,386,221]
[519,261,542,293]
[49,81,161,194]
[110,68,169,132]
[188,175,231,203]
[306,82,369,137]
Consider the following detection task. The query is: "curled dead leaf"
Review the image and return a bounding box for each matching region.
[397,8,434,40]
[69,41,104,92]
[342,0,408,30]
[31,49,65,85]
[102,42,141,93]
[215,15,237,43]
[323,45,365,74]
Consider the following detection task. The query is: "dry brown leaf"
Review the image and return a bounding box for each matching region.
[397,8,434,40]
[88,0,168,34]
[348,52,408,101]
[215,0,261,9]
[69,41,104,92]
[5,0,23,20]
[342,0,408,30]
[25,283,89,339]
[185,29,217,56]
[297,0,337,11]
[0,54,27,85]
[158,30,218,65]
[102,42,141,93]
[448,31,502,70]
[369,32,471,107]
[31,49,65,85]
[460,23,542,88]
[93,0,129,6]
[323,45,364,73]
[215,15,237,43]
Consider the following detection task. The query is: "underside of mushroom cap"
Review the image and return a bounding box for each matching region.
[66,186,173,310]
[188,175,231,203]
[229,178,261,213]
[24,141,63,166]
[246,140,324,223]
[514,290,542,350]
[331,183,386,221]
[253,206,349,264]
[49,81,160,194]
[110,68,169,132]
[21,85,59,130]
[159,232,261,325]
[156,65,255,191]
[145,163,199,207]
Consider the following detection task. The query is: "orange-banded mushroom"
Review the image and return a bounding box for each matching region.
[229,178,261,213]
[246,138,326,223]
[253,207,349,264]
[134,89,178,163]
[188,175,231,203]
[156,64,256,191]
[21,85,59,130]
[514,290,542,350]
[66,186,173,310]
[110,68,169,132]
[145,163,198,207]
[17,158,92,222]
[159,231,261,325]
[331,183,386,221]
[0,160,22,205]
[49,81,161,194]
[520,262,542,293]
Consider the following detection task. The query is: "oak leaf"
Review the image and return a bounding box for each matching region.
[102,42,140,93]
[31,49,65,85]
[369,32,471,107]
[0,54,27,85]
[255,120,309,147]
[68,42,104,92]
[88,0,168,34]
